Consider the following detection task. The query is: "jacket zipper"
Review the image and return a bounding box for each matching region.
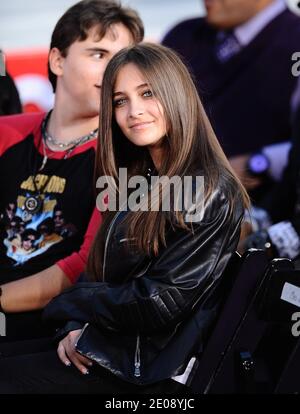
[119,237,136,243]
[134,334,141,377]
[103,210,123,282]
[103,209,141,378]
[74,322,90,355]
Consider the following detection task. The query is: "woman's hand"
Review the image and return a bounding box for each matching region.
[57,329,93,375]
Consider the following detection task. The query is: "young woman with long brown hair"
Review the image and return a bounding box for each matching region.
[0,43,248,393]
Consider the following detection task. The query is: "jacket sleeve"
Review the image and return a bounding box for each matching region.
[44,190,243,335]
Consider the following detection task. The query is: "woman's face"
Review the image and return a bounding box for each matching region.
[113,63,167,151]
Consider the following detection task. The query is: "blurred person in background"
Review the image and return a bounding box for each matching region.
[0,50,22,115]
[162,0,300,203]
[240,76,300,265]
[0,0,143,344]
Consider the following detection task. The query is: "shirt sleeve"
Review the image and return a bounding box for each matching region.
[56,207,102,283]
[0,113,44,155]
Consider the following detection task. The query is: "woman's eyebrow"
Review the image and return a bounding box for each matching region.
[113,83,149,97]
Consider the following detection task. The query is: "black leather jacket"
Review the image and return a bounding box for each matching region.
[44,183,243,385]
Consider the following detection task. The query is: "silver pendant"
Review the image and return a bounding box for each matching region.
[23,195,43,215]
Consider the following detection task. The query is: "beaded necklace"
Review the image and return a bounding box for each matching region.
[22,112,98,220]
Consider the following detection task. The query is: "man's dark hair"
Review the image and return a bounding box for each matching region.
[48,0,144,91]
[21,229,40,242]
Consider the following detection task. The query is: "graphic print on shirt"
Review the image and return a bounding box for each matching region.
[1,173,77,266]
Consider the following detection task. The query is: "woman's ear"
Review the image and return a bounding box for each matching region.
[48,47,64,78]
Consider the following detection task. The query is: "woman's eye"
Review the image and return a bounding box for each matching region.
[143,90,153,97]
[113,98,127,107]
[93,52,103,59]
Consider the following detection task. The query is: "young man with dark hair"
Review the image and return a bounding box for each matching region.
[0,0,144,341]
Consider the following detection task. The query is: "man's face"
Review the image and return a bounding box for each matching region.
[54,211,64,229]
[204,0,270,29]
[54,23,134,117]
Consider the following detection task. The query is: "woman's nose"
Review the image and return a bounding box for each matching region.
[129,100,144,117]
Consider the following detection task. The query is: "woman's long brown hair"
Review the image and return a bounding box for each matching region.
[87,43,249,281]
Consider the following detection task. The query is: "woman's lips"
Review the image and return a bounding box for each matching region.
[129,121,154,130]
